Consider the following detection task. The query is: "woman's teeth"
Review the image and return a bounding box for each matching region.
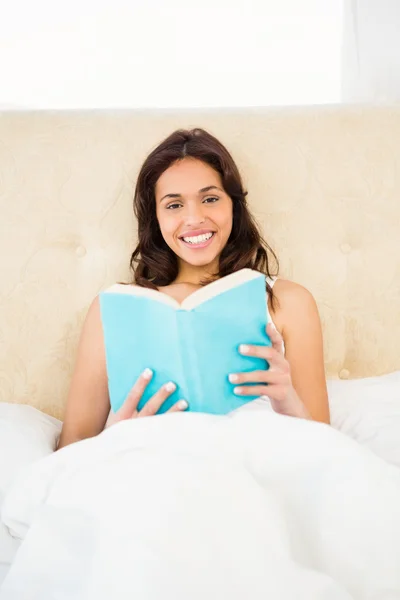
[182,232,214,244]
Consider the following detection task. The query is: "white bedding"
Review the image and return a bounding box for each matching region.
[0,524,20,589]
[0,404,58,590]
[0,519,17,587]
[1,408,400,600]
[0,569,8,592]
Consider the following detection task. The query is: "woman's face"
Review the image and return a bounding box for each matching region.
[155,158,233,273]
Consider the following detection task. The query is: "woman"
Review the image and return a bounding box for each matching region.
[58,128,329,449]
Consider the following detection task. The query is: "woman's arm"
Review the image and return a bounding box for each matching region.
[58,297,189,450]
[57,297,111,449]
[272,280,330,424]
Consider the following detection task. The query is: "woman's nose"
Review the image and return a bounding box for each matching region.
[184,203,206,225]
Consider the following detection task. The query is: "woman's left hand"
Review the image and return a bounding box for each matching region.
[229,322,311,419]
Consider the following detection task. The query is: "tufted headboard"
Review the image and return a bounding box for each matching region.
[1,106,399,419]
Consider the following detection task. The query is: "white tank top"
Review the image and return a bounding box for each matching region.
[266,276,285,355]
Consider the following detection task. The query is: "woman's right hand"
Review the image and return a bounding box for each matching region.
[107,368,188,427]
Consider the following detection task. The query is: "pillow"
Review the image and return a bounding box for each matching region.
[327,371,400,468]
[0,404,62,509]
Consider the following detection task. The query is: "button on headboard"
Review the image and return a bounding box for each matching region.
[0,106,399,418]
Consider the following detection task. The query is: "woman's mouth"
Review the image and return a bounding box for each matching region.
[179,231,216,249]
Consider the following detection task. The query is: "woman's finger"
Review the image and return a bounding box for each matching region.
[266,322,285,355]
[115,368,153,421]
[167,399,189,413]
[233,384,272,397]
[139,381,177,417]
[239,344,288,371]
[229,369,289,386]
[233,383,287,401]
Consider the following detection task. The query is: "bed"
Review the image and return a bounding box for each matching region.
[0,105,399,598]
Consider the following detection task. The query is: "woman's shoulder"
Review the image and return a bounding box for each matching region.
[268,278,318,331]
[272,278,315,303]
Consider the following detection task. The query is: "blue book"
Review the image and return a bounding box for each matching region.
[99,268,271,415]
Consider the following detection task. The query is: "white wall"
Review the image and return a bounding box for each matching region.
[342,0,400,102]
[0,0,343,109]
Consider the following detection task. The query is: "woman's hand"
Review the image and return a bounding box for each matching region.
[107,368,188,427]
[229,323,311,419]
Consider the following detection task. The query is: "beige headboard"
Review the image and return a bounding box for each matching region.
[1,106,399,419]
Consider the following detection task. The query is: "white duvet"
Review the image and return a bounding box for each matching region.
[1,407,400,600]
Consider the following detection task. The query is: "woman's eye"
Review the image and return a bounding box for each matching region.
[166,203,182,210]
[203,196,219,204]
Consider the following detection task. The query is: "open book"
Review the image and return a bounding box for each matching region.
[99,268,271,415]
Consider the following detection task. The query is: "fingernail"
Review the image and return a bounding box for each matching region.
[177,399,188,410]
[239,344,250,354]
[229,373,239,383]
[142,368,153,380]
[165,381,176,392]
[234,387,243,395]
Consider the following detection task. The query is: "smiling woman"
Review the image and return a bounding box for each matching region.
[131,129,277,292]
[57,127,329,450]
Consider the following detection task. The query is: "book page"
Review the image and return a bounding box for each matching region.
[181,269,264,310]
[104,283,180,309]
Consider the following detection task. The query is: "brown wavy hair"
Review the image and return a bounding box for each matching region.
[129,128,279,306]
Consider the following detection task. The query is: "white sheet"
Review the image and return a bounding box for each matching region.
[0,403,61,506]
[1,408,400,600]
[0,569,8,592]
[328,371,400,467]
[0,524,20,588]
